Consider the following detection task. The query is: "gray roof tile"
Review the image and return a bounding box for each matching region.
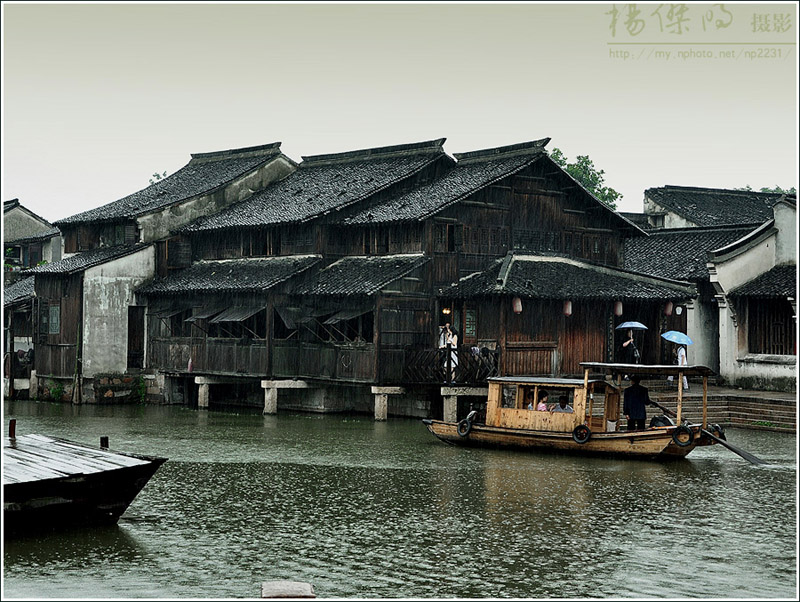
[441,254,693,300]
[55,143,285,225]
[25,245,150,275]
[183,139,447,231]
[294,254,429,296]
[137,255,321,295]
[3,276,35,307]
[339,140,549,224]
[645,185,782,227]
[729,264,797,298]
[623,225,756,281]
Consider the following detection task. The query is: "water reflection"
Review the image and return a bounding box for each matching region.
[3,400,796,599]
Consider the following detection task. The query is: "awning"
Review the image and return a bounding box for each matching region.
[275,306,301,329]
[323,308,372,325]
[185,307,224,322]
[208,306,264,323]
[147,307,186,318]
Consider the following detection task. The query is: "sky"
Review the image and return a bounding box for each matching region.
[2,1,798,223]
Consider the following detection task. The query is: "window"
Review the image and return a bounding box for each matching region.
[48,304,61,335]
[747,299,796,356]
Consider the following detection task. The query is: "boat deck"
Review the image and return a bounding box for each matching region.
[3,434,154,485]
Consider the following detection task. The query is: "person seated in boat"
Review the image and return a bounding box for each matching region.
[525,389,536,410]
[536,390,550,411]
[551,395,573,413]
[623,375,651,430]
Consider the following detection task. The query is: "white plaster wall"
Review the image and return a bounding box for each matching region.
[81,247,155,376]
[773,202,797,264]
[686,300,719,371]
[42,236,62,263]
[3,207,50,240]
[136,157,295,243]
[643,198,696,229]
[714,231,776,293]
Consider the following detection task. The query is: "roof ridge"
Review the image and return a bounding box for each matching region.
[300,138,446,166]
[453,138,550,163]
[189,142,283,164]
[648,184,784,197]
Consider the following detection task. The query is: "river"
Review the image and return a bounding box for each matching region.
[2,399,797,599]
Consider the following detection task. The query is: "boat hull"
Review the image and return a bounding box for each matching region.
[423,420,714,460]
[4,459,166,535]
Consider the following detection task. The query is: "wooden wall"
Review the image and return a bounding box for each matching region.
[34,274,83,378]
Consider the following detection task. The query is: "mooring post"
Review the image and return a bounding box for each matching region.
[9,418,16,438]
[100,436,109,449]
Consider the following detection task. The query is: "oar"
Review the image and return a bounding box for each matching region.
[648,398,767,465]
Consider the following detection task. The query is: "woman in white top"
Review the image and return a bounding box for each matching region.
[667,343,689,391]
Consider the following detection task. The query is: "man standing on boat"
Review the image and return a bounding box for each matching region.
[623,375,651,430]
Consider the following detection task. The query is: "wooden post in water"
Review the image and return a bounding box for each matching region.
[702,375,708,429]
[100,436,109,449]
[9,418,16,438]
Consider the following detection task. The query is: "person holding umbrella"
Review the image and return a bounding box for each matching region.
[662,331,692,391]
[615,321,647,364]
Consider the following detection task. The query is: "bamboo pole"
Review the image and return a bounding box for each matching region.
[676,371,683,425]
[702,375,708,429]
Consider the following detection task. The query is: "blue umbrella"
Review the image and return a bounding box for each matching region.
[661,330,693,345]
[615,321,648,330]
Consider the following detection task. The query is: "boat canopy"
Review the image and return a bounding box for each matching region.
[488,376,607,387]
[580,362,715,377]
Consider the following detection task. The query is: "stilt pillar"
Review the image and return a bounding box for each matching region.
[198,383,210,409]
[263,387,278,415]
[443,395,458,423]
[370,386,405,421]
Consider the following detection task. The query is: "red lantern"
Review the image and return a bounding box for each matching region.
[563,300,573,317]
[512,297,522,314]
[613,301,623,316]
[664,301,673,316]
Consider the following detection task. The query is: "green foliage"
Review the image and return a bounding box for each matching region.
[134,376,147,404]
[47,380,64,401]
[149,170,168,185]
[735,185,796,194]
[549,148,621,210]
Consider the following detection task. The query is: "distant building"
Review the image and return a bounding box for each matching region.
[643,185,783,229]
[3,199,62,284]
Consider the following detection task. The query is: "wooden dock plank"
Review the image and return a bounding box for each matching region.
[3,435,151,486]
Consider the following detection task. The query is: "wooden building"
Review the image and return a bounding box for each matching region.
[23,143,296,402]
[3,276,36,398]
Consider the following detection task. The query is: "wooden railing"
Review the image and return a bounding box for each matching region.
[403,346,500,385]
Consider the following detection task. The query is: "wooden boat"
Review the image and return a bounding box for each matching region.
[3,421,166,535]
[423,362,723,460]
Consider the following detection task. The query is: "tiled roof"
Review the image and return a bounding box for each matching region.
[182,139,447,232]
[339,140,549,224]
[24,244,150,275]
[4,199,20,213]
[623,225,756,281]
[55,143,286,225]
[645,185,782,227]
[137,255,321,295]
[441,254,694,300]
[729,264,797,298]
[294,254,429,296]
[5,226,61,245]
[3,277,35,307]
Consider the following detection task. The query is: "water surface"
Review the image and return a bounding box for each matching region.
[2,400,797,599]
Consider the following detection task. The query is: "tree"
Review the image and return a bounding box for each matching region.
[549,148,621,210]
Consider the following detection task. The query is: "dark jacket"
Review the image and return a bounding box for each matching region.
[623,383,650,419]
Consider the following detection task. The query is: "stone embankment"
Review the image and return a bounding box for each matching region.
[646,381,796,433]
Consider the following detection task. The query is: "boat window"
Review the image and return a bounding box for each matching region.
[501,385,518,408]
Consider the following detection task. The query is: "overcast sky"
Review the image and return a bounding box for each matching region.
[2,2,797,223]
